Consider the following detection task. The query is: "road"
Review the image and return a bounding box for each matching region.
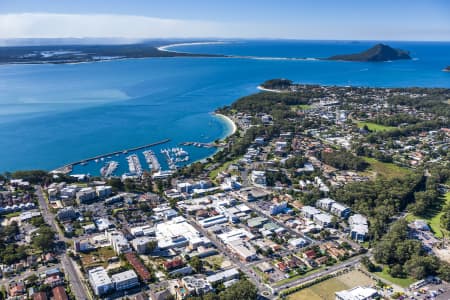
[0,263,61,287]
[35,185,91,300]
[245,201,316,245]
[186,217,273,296]
[272,253,365,293]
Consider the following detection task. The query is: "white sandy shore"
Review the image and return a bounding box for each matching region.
[214,113,237,137]
[257,85,283,93]
[157,41,229,53]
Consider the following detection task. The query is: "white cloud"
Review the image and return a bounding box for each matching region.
[0,13,228,39]
[0,12,448,41]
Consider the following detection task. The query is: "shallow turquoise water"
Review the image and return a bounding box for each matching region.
[0,40,449,173]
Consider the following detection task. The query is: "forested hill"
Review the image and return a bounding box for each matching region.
[327,43,411,62]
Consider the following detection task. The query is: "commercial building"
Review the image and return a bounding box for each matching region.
[206,268,239,285]
[217,228,255,243]
[106,231,131,254]
[316,198,351,219]
[269,201,287,215]
[247,216,268,228]
[76,187,96,203]
[227,239,257,261]
[301,206,321,219]
[111,270,139,291]
[56,206,77,221]
[95,218,113,231]
[198,214,228,228]
[156,216,209,250]
[131,236,153,254]
[96,185,112,198]
[130,225,155,237]
[349,214,369,242]
[330,202,351,219]
[335,286,379,300]
[88,267,113,296]
[313,212,333,227]
[251,170,267,187]
[181,276,212,295]
[289,238,309,248]
[316,198,336,211]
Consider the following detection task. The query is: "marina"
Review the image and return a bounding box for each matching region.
[143,150,161,172]
[53,139,170,174]
[100,161,119,177]
[160,147,190,170]
[126,154,143,176]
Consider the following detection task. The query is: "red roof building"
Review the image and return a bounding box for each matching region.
[125,252,151,282]
[52,286,68,300]
[33,292,48,300]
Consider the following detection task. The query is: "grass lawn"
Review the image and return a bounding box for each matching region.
[204,255,225,269]
[80,246,116,268]
[3,211,21,219]
[288,270,374,300]
[362,157,412,179]
[406,192,450,239]
[290,104,312,111]
[374,267,415,288]
[274,266,325,287]
[356,121,397,132]
[208,157,241,181]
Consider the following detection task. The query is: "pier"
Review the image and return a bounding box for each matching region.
[180,141,219,148]
[53,139,170,174]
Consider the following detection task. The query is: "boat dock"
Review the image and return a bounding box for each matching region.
[180,141,218,148]
[143,150,161,172]
[126,154,143,176]
[100,161,119,177]
[52,138,170,174]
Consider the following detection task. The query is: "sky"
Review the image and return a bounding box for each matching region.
[0,0,449,41]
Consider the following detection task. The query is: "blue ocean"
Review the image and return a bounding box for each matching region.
[0,40,449,174]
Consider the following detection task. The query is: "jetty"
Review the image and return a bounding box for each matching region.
[52,139,170,174]
[143,150,161,172]
[180,141,219,148]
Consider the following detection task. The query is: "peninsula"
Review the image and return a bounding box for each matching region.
[327,43,411,62]
[0,42,224,64]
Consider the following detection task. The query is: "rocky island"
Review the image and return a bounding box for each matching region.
[327,43,411,62]
[444,66,450,72]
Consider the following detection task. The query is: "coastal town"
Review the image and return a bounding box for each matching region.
[0,79,449,300]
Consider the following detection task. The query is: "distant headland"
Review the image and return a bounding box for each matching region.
[443,66,450,72]
[0,42,224,65]
[327,43,411,62]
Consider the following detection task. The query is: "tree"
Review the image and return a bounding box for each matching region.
[438,262,450,281]
[189,256,203,273]
[361,257,376,272]
[218,279,257,300]
[32,226,55,252]
[404,255,438,280]
[145,240,158,254]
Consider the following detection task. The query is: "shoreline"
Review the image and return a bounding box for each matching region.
[257,85,283,93]
[157,41,229,53]
[213,112,237,137]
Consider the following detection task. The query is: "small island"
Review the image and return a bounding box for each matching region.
[327,43,411,62]
[444,66,450,72]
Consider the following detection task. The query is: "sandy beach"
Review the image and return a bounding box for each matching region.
[257,85,283,93]
[214,113,237,137]
[157,41,228,53]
